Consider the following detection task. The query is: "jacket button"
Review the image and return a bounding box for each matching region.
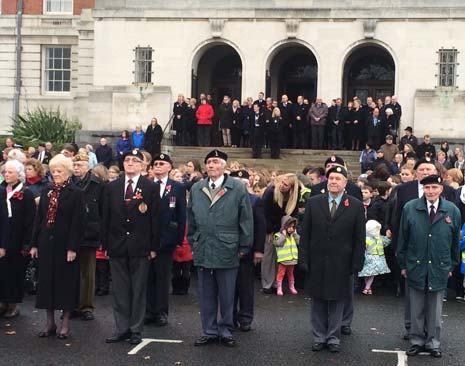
[126,232,130,235]
[126,219,130,223]
[416,260,420,264]
[428,234,432,237]
[428,260,432,264]
[429,287,432,290]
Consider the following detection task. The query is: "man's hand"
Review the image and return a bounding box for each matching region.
[67,250,76,262]
[30,247,38,258]
[0,248,5,258]
[401,269,407,278]
[448,272,453,278]
[386,229,392,239]
[253,252,264,265]
[149,251,157,260]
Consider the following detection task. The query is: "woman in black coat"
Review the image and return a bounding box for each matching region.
[30,154,85,339]
[267,107,283,159]
[0,161,35,318]
[143,117,163,157]
[231,99,242,147]
[351,100,365,151]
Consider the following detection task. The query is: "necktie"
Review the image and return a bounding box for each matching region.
[211,182,216,190]
[330,199,337,218]
[125,179,133,203]
[429,205,436,223]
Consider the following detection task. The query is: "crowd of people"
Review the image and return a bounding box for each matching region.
[170,92,403,159]
[0,131,463,358]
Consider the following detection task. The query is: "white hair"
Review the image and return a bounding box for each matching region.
[220,159,227,168]
[85,144,94,152]
[5,160,25,183]
[49,154,74,175]
[8,149,26,164]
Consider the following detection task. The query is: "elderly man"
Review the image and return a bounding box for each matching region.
[95,138,113,168]
[300,166,365,353]
[145,153,186,327]
[71,153,105,321]
[308,97,328,149]
[188,150,253,347]
[103,150,160,345]
[397,175,460,358]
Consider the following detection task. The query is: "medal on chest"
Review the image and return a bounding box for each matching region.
[139,202,148,213]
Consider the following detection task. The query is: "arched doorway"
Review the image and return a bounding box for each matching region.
[266,43,318,103]
[343,44,395,103]
[192,44,242,105]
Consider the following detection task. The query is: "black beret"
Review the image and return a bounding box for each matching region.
[230,170,249,179]
[420,175,443,186]
[326,165,348,178]
[414,157,436,170]
[324,155,345,167]
[404,126,413,132]
[122,149,144,161]
[204,149,228,164]
[151,153,173,165]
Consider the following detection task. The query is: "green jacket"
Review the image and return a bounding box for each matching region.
[397,197,461,292]
[187,175,253,269]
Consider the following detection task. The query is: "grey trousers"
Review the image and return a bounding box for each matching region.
[77,247,96,313]
[409,286,443,350]
[311,297,345,345]
[197,267,238,338]
[404,281,411,331]
[342,275,354,327]
[110,256,150,334]
[261,235,277,290]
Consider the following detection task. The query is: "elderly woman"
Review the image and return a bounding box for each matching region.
[131,124,145,150]
[85,145,98,169]
[0,160,36,318]
[24,158,49,200]
[30,154,85,339]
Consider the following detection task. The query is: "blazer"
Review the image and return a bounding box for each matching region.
[33,151,52,165]
[241,193,266,261]
[310,181,363,202]
[102,175,161,257]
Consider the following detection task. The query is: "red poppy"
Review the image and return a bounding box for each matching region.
[134,193,142,200]
[12,191,23,201]
[445,216,451,224]
[218,190,225,197]
[344,199,349,207]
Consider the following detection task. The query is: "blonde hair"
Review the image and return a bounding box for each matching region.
[273,173,299,216]
[447,168,463,185]
[49,154,73,175]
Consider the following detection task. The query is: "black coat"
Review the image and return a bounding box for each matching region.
[102,175,161,257]
[231,107,242,131]
[184,106,197,132]
[310,181,363,202]
[278,102,293,127]
[251,112,266,140]
[95,145,113,168]
[25,177,49,199]
[31,183,85,310]
[262,185,299,234]
[32,151,52,165]
[367,196,389,233]
[241,193,266,262]
[73,173,105,248]
[144,124,163,157]
[157,178,186,253]
[300,193,365,300]
[266,117,283,141]
[217,102,234,129]
[173,101,188,131]
[292,103,309,131]
[416,143,437,159]
[241,106,254,135]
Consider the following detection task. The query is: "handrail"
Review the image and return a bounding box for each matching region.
[163,113,175,135]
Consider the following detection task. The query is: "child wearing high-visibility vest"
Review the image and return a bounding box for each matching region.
[273,215,300,296]
[358,220,391,295]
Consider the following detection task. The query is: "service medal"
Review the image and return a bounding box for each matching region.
[139,202,148,213]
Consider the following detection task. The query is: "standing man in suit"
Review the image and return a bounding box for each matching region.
[366,108,383,150]
[251,103,265,159]
[173,95,188,146]
[330,98,344,150]
[188,150,253,347]
[33,143,52,165]
[300,166,365,352]
[103,149,160,345]
[278,94,293,148]
[145,153,186,327]
[292,96,309,149]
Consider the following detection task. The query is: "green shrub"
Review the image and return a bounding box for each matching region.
[11,107,81,151]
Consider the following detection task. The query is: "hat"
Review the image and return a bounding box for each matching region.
[204,149,228,164]
[385,135,393,140]
[72,153,89,162]
[230,170,249,180]
[123,149,144,161]
[324,155,345,167]
[38,143,46,148]
[376,149,384,154]
[404,126,413,133]
[151,153,173,165]
[326,165,348,178]
[414,157,436,170]
[420,175,443,186]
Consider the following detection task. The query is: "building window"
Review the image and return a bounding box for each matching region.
[44,0,73,14]
[134,46,153,84]
[437,48,459,87]
[44,46,71,92]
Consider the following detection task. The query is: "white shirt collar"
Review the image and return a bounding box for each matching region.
[427,198,439,213]
[209,175,224,188]
[155,175,168,185]
[125,174,140,187]
[417,181,424,198]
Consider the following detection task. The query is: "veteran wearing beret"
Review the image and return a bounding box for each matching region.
[397,175,461,358]
[187,150,253,347]
[300,166,365,353]
[102,149,161,345]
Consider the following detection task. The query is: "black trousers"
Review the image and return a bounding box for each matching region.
[231,128,242,147]
[311,125,325,149]
[197,125,211,147]
[172,261,192,295]
[331,124,344,150]
[146,251,172,319]
[269,138,281,159]
[95,259,110,293]
[233,259,254,326]
[293,130,306,149]
[252,134,264,158]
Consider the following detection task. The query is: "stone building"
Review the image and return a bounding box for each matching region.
[1,0,465,141]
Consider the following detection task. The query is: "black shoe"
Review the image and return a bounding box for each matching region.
[341,326,351,335]
[82,311,94,321]
[312,343,325,352]
[220,336,236,347]
[328,344,341,353]
[38,325,57,338]
[154,315,168,327]
[406,345,424,356]
[69,310,82,319]
[429,349,442,358]
[106,331,131,343]
[194,336,219,346]
[239,323,251,332]
[262,288,276,294]
[128,333,142,345]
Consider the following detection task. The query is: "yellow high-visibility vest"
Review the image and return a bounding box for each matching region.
[366,237,385,256]
[274,234,299,263]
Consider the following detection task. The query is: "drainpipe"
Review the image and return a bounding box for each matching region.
[13,0,23,124]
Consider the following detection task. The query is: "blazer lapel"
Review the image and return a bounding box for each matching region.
[320,193,331,221]
[332,195,347,222]
[432,199,446,225]
[127,177,144,211]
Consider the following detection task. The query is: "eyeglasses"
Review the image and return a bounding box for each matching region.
[153,162,166,167]
[124,158,142,163]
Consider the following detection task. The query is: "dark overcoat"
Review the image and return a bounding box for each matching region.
[300,193,365,300]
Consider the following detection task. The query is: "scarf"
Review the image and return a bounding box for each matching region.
[46,178,70,229]
[26,175,42,185]
[6,182,23,218]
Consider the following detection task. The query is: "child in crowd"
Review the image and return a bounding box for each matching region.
[359,220,391,294]
[95,249,110,296]
[273,216,299,296]
[172,225,193,295]
[108,165,120,181]
[361,185,373,217]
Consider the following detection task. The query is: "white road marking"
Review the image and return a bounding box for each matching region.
[128,338,183,355]
[372,349,408,366]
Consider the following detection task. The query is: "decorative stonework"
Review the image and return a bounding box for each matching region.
[363,19,377,39]
[285,18,300,39]
[210,18,225,38]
